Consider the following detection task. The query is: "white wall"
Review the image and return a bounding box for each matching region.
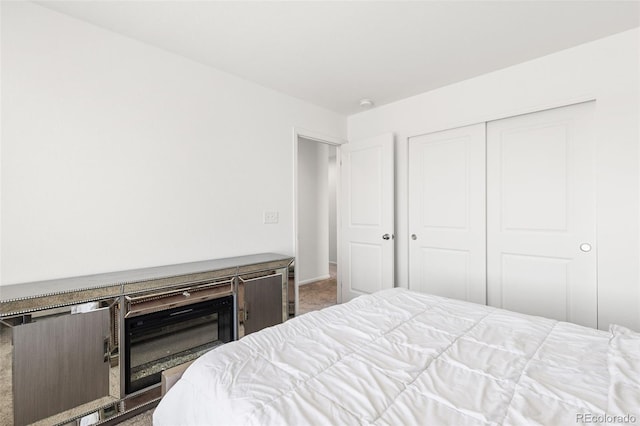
[0,2,346,285]
[348,28,640,331]
[297,138,329,284]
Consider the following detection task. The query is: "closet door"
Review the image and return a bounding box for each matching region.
[409,123,486,304]
[487,102,597,327]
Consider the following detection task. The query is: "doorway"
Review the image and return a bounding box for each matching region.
[294,130,342,317]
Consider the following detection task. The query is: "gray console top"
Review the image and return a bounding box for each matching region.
[0,253,293,303]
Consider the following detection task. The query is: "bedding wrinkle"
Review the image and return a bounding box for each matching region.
[444,338,527,382]
[244,299,439,424]
[370,309,495,424]
[607,325,640,417]
[247,294,461,423]
[520,364,607,412]
[499,321,558,425]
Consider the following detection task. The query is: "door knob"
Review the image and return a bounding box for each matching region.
[411,234,417,240]
[382,234,392,240]
[580,243,592,252]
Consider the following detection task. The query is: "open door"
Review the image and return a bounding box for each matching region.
[340,133,394,302]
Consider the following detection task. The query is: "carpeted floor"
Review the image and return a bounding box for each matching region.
[120,408,154,426]
[297,264,338,315]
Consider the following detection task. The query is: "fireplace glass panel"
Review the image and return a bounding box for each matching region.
[125,295,233,394]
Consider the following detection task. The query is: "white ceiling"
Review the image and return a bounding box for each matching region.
[36,1,640,115]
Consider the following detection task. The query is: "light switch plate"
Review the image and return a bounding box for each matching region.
[263,211,279,224]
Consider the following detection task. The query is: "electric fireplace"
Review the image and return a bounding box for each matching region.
[124,283,234,394]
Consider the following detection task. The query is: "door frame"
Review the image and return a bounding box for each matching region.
[293,128,347,316]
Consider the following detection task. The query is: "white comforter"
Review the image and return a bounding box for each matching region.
[153,288,613,425]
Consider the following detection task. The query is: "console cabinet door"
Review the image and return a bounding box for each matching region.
[242,274,284,336]
[13,308,110,425]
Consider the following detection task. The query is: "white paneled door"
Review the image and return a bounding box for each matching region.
[409,123,487,304]
[487,102,597,327]
[341,133,395,302]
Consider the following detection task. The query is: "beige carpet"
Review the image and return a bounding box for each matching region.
[297,270,338,315]
[119,408,154,426]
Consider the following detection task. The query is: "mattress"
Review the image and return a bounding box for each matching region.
[153,288,630,425]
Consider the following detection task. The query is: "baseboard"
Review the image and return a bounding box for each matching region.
[298,274,331,286]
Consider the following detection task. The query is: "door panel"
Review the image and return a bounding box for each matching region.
[349,146,382,226]
[349,242,383,294]
[341,133,394,302]
[501,124,568,232]
[243,274,283,335]
[487,101,597,327]
[500,254,570,320]
[418,247,470,300]
[421,138,471,229]
[409,123,486,304]
[13,308,110,425]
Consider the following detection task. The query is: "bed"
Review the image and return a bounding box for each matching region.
[153,288,639,425]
